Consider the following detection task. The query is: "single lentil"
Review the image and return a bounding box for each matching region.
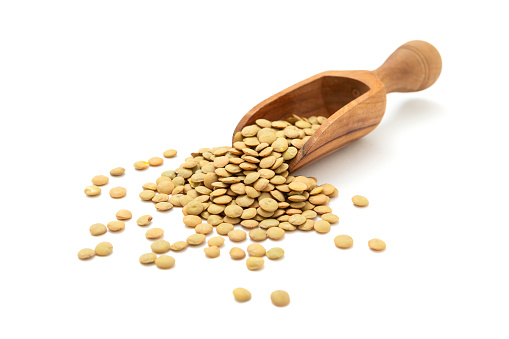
[266,247,284,259]
[145,228,164,239]
[91,175,109,186]
[107,221,125,231]
[89,223,107,236]
[233,288,251,302]
[155,255,175,269]
[109,187,126,198]
[84,185,101,196]
[270,290,290,307]
[352,195,369,207]
[247,243,266,257]
[368,238,386,251]
[139,253,157,264]
[116,209,132,220]
[163,149,177,158]
[334,235,353,248]
[77,248,95,260]
[204,246,220,258]
[110,167,125,176]
[95,242,113,256]
[246,257,264,270]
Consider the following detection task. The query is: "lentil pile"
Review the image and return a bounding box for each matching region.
[79,114,385,307]
[141,116,339,237]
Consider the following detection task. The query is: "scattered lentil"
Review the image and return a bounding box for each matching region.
[183,215,202,227]
[155,202,173,211]
[137,215,153,226]
[266,247,284,259]
[170,241,188,251]
[229,247,246,259]
[368,238,386,251]
[116,209,132,220]
[89,223,107,236]
[151,239,171,253]
[270,290,290,307]
[109,187,127,198]
[352,195,369,207]
[145,228,164,239]
[314,220,331,233]
[77,248,95,260]
[84,185,101,196]
[233,288,251,302]
[155,255,175,269]
[207,236,225,247]
[107,221,125,232]
[249,229,267,241]
[334,235,353,248]
[148,157,163,166]
[187,234,206,245]
[110,167,125,176]
[91,175,109,186]
[139,253,157,264]
[204,246,220,258]
[163,149,177,158]
[133,161,149,170]
[247,243,266,257]
[246,257,264,270]
[267,227,285,240]
[195,223,213,235]
[228,229,247,242]
[95,242,113,256]
[321,213,339,223]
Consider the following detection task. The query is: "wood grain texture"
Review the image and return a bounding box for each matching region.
[233,41,442,174]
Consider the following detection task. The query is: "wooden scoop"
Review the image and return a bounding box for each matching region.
[233,40,442,174]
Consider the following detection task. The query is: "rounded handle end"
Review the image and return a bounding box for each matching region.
[374,40,442,93]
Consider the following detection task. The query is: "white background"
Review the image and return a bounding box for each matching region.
[1,1,508,338]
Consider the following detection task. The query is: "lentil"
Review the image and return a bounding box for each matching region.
[170,241,188,251]
[314,220,331,233]
[107,221,125,231]
[233,288,251,302]
[334,235,353,248]
[207,237,225,247]
[266,247,284,259]
[151,239,171,253]
[148,157,163,166]
[155,255,175,269]
[133,161,149,170]
[95,242,113,256]
[204,246,220,258]
[77,248,95,260]
[109,187,126,198]
[352,195,369,207]
[270,290,290,307]
[116,209,132,220]
[110,167,125,176]
[139,253,157,264]
[84,185,101,196]
[229,247,246,259]
[91,175,109,186]
[246,257,264,270]
[163,149,177,158]
[228,229,247,242]
[89,223,107,236]
[145,228,164,239]
[247,243,266,257]
[187,234,206,245]
[368,238,386,251]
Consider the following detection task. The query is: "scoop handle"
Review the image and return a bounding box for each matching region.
[373,40,442,93]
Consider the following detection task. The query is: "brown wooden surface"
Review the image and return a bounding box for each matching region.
[233,41,442,174]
